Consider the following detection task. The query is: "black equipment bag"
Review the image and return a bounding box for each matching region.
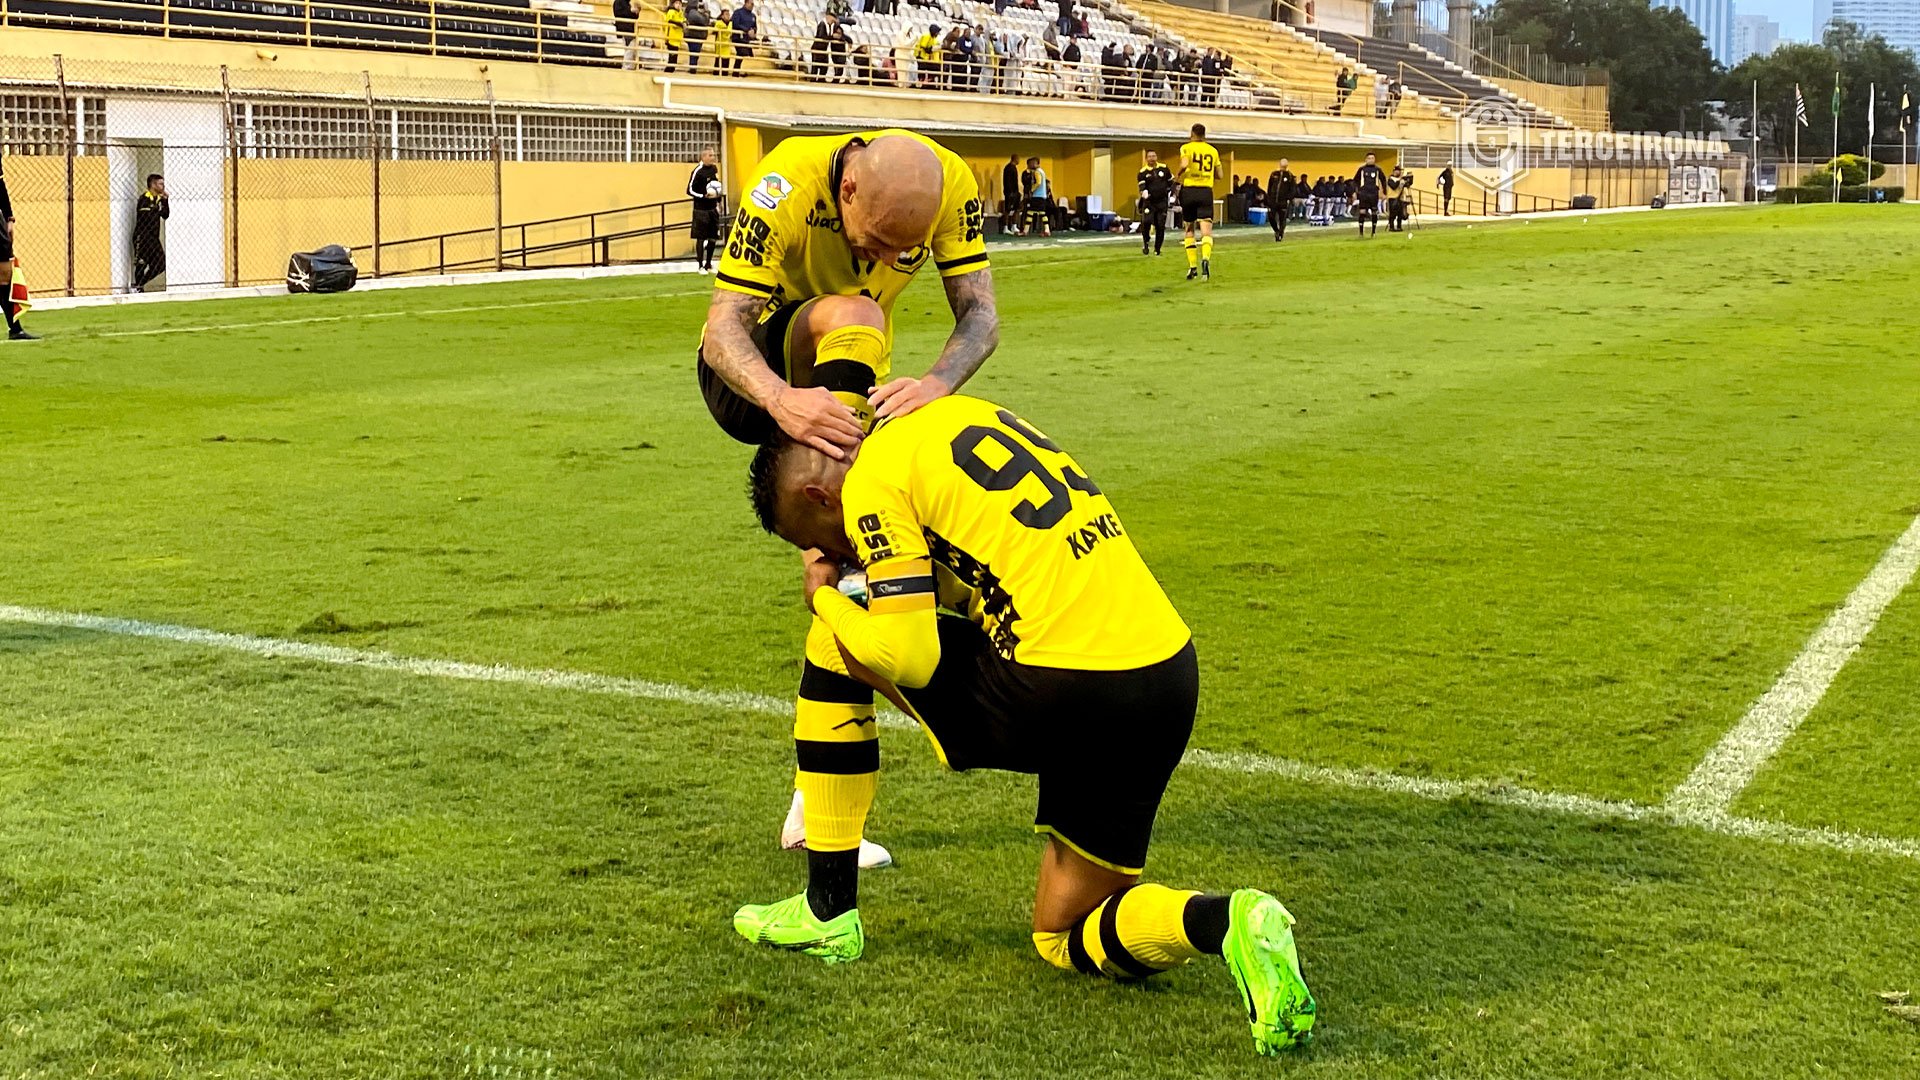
[1571,194,1597,210]
[286,245,359,293]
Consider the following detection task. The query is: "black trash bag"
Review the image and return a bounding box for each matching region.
[286,245,359,293]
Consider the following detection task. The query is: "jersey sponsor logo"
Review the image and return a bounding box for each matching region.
[726,211,773,266]
[961,197,983,243]
[807,199,843,232]
[750,173,793,211]
[856,512,897,562]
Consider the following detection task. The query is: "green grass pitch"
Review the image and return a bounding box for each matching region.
[3,205,1919,1077]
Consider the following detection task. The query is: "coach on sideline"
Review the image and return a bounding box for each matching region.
[0,160,34,341]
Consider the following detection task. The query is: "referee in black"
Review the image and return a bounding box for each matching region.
[1136,149,1172,256]
[1352,151,1387,239]
[0,159,32,341]
[687,146,722,272]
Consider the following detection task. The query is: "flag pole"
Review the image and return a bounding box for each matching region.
[1833,73,1840,203]
[1753,79,1760,202]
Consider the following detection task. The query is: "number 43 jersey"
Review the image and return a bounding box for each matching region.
[843,395,1191,671]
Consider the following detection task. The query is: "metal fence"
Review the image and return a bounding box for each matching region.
[0,53,719,296]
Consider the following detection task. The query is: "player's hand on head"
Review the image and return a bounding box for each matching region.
[868,374,952,421]
[771,385,863,459]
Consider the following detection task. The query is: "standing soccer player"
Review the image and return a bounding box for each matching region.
[687,147,723,272]
[1352,151,1386,238]
[1176,123,1218,280]
[696,129,999,877]
[1136,150,1173,256]
[1020,156,1052,238]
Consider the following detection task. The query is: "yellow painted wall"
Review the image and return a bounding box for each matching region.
[10,155,112,296]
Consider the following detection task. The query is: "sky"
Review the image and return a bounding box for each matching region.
[1738,0,1825,43]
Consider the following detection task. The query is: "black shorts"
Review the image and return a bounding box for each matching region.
[1355,191,1380,212]
[1179,187,1213,223]
[690,206,720,240]
[696,296,877,444]
[0,229,11,262]
[1024,196,1051,218]
[899,616,1199,874]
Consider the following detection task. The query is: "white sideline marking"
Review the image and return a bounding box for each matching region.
[91,290,713,338]
[1665,513,1920,818]
[1,602,1915,863]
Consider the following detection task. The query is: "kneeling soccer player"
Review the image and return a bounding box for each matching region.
[736,394,1317,1055]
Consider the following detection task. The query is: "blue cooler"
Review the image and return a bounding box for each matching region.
[1248,207,1269,226]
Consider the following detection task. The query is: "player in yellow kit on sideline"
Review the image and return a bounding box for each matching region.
[696,130,998,879]
[1177,123,1220,281]
[735,395,1318,1057]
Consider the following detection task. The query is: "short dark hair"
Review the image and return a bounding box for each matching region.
[1191,123,1206,138]
[1365,151,1377,159]
[146,173,163,186]
[748,435,801,535]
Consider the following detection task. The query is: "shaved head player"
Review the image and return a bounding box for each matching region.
[694,129,999,887]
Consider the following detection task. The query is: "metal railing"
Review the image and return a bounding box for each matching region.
[351,198,710,275]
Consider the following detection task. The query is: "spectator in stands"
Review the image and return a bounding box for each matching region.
[914,24,942,86]
[1041,23,1062,92]
[662,0,685,72]
[827,0,854,25]
[811,15,834,80]
[1002,154,1021,233]
[684,0,711,70]
[1056,0,1072,36]
[1333,66,1353,112]
[829,20,852,82]
[963,23,984,91]
[1373,75,1388,118]
[615,0,639,69]
[730,0,756,73]
[1071,9,1090,37]
[941,26,966,90]
[1387,76,1403,116]
[132,174,169,293]
[1098,42,1118,98]
[711,11,735,72]
[0,161,28,340]
[1061,37,1083,97]
[1137,44,1161,103]
[1199,48,1221,107]
[1438,165,1454,215]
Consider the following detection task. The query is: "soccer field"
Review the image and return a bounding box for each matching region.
[5,204,1920,1077]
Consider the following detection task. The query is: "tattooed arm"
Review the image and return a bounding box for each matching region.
[703,288,862,456]
[869,268,1000,421]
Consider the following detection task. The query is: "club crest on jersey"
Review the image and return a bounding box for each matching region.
[751,173,793,211]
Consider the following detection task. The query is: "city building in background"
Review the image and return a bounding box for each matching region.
[1732,13,1782,63]
[1827,0,1920,56]
[1657,0,1737,66]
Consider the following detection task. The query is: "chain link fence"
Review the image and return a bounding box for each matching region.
[0,53,719,296]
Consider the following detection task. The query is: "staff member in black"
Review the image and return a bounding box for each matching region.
[134,174,170,292]
[1136,149,1173,256]
[687,146,722,272]
[0,160,31,340]
[1385,165,1410,232]
[1001,153,1019,234]
[1265,158,1293,242]
[1438,165,1454,216]
[1351,151,1387,238]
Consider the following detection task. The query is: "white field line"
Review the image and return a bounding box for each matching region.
[1665,512,1920,819]
[91,290,714,339]
[2,602,1915,862]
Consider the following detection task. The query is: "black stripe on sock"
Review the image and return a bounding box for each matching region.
[1065,917,1102,977]
[1097,886,1157,979]
[1182,893,1230,956]
[795,738,879,775]
[799,662,872,705]
[808,358,877,395]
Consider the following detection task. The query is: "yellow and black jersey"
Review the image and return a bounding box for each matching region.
[1178,140,1219,188]
[831,395,1190,672]
[664,7,684,46]
[716,128,988,349]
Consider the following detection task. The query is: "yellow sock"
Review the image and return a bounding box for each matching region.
[794,616,877,853]
[1199,237,1213,264]
[1035,884,1203,979]
[1184,240,1198,269]
[812,324,888,432]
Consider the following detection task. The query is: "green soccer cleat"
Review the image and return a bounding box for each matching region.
[1221,888,1316,1055]
[732,892,865,964]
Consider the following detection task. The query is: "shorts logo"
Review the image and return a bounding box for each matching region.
[751,173,793,211]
